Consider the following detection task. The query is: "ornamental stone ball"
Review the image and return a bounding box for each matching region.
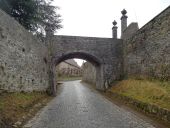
[112,20,117,26]
[112,20,118,38]
[121,9,127,15]
[121,9,128,37]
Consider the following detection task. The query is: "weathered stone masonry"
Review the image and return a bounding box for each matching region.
[0,10,49,92]
[0,9,123,93]
[0,6,170,94]
[82,62,96,85]
[123,6,170,80]
[82,6,170,83]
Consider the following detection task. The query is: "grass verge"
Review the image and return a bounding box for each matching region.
[110,79,170,110]
[0,92,53,128]
[109,79,170,122]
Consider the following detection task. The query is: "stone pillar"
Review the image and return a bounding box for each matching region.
[95,64,114,91]
[112,20,118,39]
[96,65,105,91]
[121,9,128,38]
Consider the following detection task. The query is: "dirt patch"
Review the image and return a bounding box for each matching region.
[0,92,53,128]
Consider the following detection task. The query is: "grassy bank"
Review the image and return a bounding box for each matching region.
[109,79,170,123]
[0,92,52,127]
[110,79,170,110]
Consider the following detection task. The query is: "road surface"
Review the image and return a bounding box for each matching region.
[24,80,158,128]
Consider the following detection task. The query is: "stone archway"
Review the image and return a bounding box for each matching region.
[47,35,123,96]
[49,52,106,96]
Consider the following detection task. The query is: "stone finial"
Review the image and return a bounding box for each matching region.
[121,9,128,38]
[121,9,128,19]
[112,20,118,39]
[112,20,117,26]
[121,9,127,15]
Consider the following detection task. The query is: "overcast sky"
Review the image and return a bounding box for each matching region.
[53,0,170,66]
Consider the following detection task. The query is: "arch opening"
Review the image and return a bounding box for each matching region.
[56,58,84,81]
[54,52,101,84]
[49,52,104,96]
[53,52,101,67]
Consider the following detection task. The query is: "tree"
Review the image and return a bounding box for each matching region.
[0,0,62,36]
[37,1,62,36]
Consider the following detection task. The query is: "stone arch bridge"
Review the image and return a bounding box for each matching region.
[48,35,123,95]
[1,6,169,96]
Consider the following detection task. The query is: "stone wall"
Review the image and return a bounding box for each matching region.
[0,10,49,92]
[57,60,82,77]
[122,22,139,40]
[123,6,170,80]
[82,62,96,85]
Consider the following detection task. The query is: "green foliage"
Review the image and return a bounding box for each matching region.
[0,0,62,36]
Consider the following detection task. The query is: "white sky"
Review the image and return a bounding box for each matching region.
[52,0,170,66]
